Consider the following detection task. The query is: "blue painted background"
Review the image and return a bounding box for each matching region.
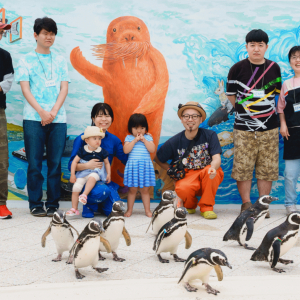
[2,1,300,203]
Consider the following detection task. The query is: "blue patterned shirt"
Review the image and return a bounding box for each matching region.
[15,51,70,123]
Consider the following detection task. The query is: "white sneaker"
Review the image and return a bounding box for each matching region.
[286,205,297,215]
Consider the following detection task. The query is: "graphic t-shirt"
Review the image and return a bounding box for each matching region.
[156,129,222,170]
[226,58,281,132]
[15,51,70,123]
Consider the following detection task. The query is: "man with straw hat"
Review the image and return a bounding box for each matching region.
[155,101,223,219]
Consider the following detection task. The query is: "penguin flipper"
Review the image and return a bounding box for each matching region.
[184,231,192,249]
[271,239,281,268]
[65,220,80,236]
[154,229,167,252]
[122,227,131,246]
[245,218,254,241]
[178,257,195,284]
[41,225,51,247]
[100,236,112,253]
[214,265,223,281]
[146,211,157,233]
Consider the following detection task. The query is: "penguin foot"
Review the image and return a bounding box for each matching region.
[52,254,62,262]
[98,253,106,261]
[75,269,85,279]
[93,267,109,273]
[278,258,293,265]
[243,244,256,251]
[157,254,169,263]
[113,252,125,262]
[66,255,73,264]
[173,254,185,262]
[184,283,197,292]
[272,267,286,273]
[203,283,220,295]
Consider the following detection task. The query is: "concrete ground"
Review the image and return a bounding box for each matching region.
[1,201,300,299]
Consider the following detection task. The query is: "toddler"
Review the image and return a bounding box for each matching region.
[123,113,156,217]
[67,126,111,216]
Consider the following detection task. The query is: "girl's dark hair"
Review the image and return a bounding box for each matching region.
[128,113,148,134]
[246,29,269,45]
[34,17,57,35]
[288,46,300,61]
[91,103,114,125]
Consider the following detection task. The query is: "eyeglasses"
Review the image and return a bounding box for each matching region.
[291,56,300,61]
[182,114,201,120]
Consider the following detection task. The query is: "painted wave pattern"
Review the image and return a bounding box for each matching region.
[173,26,300,204]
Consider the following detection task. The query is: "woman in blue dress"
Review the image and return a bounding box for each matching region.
[68,103,128,217]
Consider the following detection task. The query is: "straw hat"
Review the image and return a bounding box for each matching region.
[177,101,206,121]
[81,126,105,140]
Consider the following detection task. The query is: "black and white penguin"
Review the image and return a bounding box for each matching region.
[251,211,300,273]
[69,218,112,279]
[178,248,232,295]
[153,207,192,263]
[99,201,131,262]
[146,190,176,234]
[41,210,79,263]
[223,195,278,250]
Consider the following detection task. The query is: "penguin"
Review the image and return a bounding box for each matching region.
[98,201,131,262]
[251,211,300,273]
[223,195,278,250]
[153,207,192,263]
[69,218,112,279]
[146,190,176,235]
[41,210,79,263]
[178,248,232,295]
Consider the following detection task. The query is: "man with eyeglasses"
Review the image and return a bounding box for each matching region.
[155,101,223,219]
[0,22,14,219]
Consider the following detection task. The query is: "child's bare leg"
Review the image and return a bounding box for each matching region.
[71,191,80,210]
[125,187,137,217]
[140,187,152,217]
[82,177,97,196]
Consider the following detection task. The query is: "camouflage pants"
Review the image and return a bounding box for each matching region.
[0,108,8,205]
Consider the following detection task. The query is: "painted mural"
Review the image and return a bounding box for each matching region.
[70,16,169,188]
[2,1,300,204]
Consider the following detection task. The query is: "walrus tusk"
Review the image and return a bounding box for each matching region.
[122,58,125,68]
[136,57,137,67]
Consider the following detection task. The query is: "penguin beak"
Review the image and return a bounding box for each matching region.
[172,191,177,199]
[225,261,232,269]
[121,204,126,213]
[270,197,279,203]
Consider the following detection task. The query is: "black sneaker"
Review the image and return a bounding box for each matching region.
[30,207,47,217]
[46,207,58,217]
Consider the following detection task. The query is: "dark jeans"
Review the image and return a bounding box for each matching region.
[23,120,67,210]
[0,108,8,206]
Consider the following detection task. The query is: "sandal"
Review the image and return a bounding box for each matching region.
[66,208,79,216]
[79,194,87,205]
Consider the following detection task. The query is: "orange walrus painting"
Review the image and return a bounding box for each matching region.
[70,16,169,187]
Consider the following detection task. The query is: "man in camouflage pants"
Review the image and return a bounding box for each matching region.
[0,22,14,219]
